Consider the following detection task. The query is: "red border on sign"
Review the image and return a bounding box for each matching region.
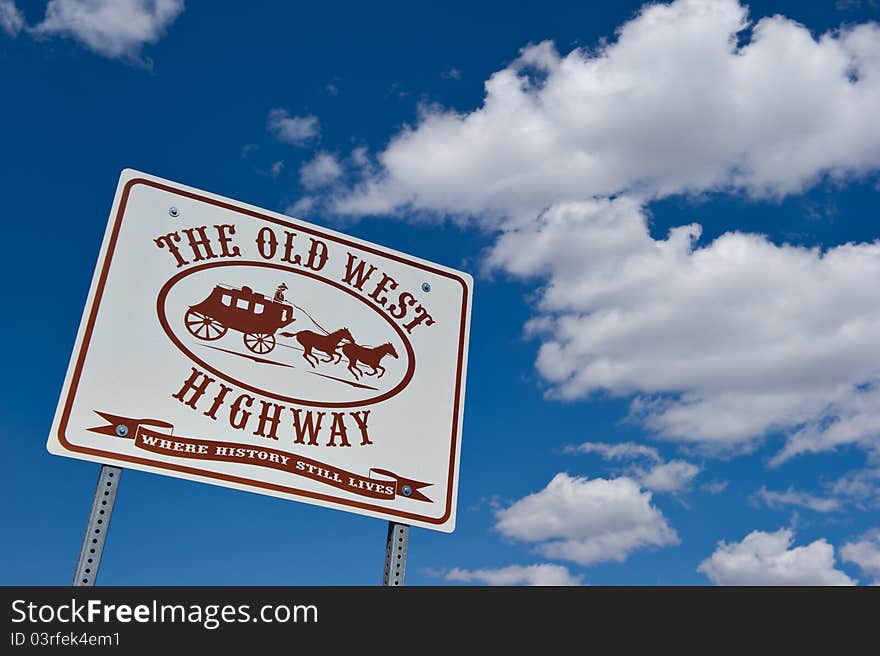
[56,177,470,526]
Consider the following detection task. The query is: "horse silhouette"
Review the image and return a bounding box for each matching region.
[336,342,398,379]
[281,327,354,368]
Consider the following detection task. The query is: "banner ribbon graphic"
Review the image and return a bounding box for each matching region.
[88,411,431,503]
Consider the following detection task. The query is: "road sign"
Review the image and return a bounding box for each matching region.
[48,169,472,532]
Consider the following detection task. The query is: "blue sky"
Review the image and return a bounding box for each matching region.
[2,0,880,585]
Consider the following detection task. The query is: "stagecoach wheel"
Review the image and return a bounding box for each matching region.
[244,332,276,355]
[184,309,227,341]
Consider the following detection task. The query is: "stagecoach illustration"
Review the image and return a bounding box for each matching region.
[184,284,295,355]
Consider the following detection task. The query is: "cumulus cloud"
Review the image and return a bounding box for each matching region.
[0,0,23,36]
[31,0,184,61]
[333,0,880,222]
[267,109,320,146]
[565,440,699,492]
[490,199,880,456]
[841,530,880,583]
[270,161,284,178]
[698,528,855,585]
[299,152,343,189]
[323,0,880,458]
[494,473,678,565]
[636,460,701,493]
[445,563,582,586]
[753,486,841,513]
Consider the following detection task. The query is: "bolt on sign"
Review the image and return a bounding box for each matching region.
[48,170,472,532]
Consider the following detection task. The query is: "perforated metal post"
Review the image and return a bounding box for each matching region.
[382,522,409,586]
[73,465,122,586]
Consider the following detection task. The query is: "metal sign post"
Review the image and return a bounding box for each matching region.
[382,522,410,586]
[73,465,122,586]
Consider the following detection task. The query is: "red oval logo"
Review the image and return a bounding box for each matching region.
[157,261,416,408]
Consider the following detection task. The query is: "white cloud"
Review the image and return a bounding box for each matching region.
[564,441,660,462]
[636,460,701,493]
[698,528,855,585]
[350,146,370,168]
[32,0,184,61]
[565,440,699,492]
[0,0,23,36]
[445,563,581,586]
[495,473,678,565]
[323,0,880,458]
[332,0,880,222]
[270,161,284,178]
[299,152,342,189]
[827,467,880,508]
[749,468,880,512]
[772,385,880,464]
[286,197,314,217]
[267,109,320,146]
[841,530,880,583]
[753,486,841,512]
[490,199,880,456]
[702,480,729,494]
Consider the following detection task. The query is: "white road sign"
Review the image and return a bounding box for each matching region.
[48,169,472,532]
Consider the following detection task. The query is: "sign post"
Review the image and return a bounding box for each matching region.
[49,169,472,583]
[73,465,122,586]
[382,522,410,586]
